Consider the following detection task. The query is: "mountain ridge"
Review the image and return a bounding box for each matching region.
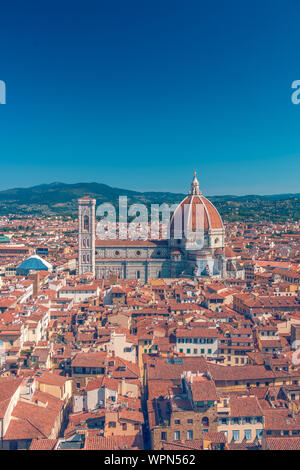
[0,181,299,222]
[0,181,299,199]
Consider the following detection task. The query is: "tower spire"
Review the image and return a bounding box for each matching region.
[190,171,201,195]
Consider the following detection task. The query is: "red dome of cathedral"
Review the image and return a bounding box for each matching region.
[170,173,224,235]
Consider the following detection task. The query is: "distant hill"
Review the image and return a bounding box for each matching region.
[0,182,299,222]
[0,182,186,205]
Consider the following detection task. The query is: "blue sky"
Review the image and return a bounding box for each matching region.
[0,0,299,195]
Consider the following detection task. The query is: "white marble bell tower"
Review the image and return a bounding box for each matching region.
[78,197,96,276]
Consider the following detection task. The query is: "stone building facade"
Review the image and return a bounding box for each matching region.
[148,373,218,450]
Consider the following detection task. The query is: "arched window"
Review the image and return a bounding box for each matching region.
[83,239,86,247]
[136,270,140,279]
[202,417,209,427]
[83,215,89,231]
[83,255,86,263]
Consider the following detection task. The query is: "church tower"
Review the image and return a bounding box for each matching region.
[78,197,96,276]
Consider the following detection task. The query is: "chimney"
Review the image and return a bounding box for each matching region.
[119,378,125,395]
[28,271,40,297]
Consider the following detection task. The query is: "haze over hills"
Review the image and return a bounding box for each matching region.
[0,182,299,222]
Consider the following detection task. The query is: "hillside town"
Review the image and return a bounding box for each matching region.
[0,199,300,451]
